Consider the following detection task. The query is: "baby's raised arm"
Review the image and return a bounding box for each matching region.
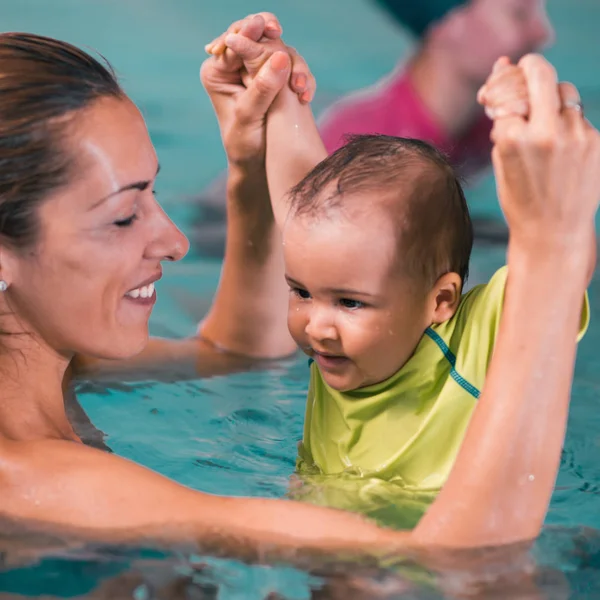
[221,33,327,230]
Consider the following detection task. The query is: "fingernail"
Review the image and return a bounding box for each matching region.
[493,56,510,74]
[485,107,496,120]
[301,90,311,103]
[204,43,214,54]
[213,40,226,55]
[270,52,289,72]
[489,107,516,119]
[265,21,281,32]
[477,85,486,104]
[295,74,307,90]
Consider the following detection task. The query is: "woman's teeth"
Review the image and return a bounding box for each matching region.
[125,282,155,299]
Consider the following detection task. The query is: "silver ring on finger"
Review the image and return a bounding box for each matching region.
[562,99,584,116]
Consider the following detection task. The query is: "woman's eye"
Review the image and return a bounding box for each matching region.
[113,214,138,228]
[339,298,364,310]
[292,287,311,299]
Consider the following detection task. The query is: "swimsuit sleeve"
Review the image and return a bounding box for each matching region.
[449,267,589,394]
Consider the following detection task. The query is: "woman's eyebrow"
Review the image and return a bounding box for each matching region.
[90,163,161,209]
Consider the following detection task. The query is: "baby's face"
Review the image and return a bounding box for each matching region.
[282,210,432,392]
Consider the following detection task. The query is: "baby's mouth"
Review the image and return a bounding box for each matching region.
[312,350,350,370]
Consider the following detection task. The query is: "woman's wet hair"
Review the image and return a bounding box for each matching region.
[0,33,124,249]
[288,134,473,287]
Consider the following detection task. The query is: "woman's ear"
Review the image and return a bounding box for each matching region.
[429,272,462,324]
[0,244,16,291]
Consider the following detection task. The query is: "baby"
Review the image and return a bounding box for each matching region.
[210,27,590,498]
[276,79,589,496]
[285,133,486,489]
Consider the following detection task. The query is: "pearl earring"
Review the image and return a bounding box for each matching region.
[0,281,8,292]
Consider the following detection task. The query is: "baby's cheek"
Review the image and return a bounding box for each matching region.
[352,318,394,355]
[287,304,307,343]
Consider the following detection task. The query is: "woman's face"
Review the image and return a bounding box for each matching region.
[1,96,189,360]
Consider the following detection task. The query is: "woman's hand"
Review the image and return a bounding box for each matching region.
[200,13,315,169]
[489,54,599,252]
[479,55,598,282]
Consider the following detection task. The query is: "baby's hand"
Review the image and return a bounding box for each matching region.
[477,57,530,120]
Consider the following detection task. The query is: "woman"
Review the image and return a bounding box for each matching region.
[0,13,597,562]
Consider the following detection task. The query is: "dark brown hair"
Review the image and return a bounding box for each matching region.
[288,134,473,286]
[0,33,123,249]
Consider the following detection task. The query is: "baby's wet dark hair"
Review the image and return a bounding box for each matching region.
[287,134,473,287]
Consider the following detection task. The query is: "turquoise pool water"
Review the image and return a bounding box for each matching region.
[2,0,600,597]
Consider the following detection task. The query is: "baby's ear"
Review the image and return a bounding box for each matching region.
[429,272,462,324]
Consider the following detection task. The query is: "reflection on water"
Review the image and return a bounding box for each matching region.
[3,524,600,599]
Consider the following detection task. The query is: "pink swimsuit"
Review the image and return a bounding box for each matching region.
[318,64,492,179]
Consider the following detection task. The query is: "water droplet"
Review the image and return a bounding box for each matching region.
[133,585,150,600]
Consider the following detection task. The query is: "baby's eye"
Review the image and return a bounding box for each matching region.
[291,287,311,300]
[339,298,364,310]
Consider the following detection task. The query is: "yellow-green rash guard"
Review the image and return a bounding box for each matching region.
[297,267,590,494]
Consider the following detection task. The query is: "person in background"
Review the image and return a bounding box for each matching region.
[323,0,553,175]
[191,0,553,256]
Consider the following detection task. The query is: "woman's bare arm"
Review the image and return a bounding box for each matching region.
[414,55,600,548]
[198,165,294,359]
[0,436,408,562]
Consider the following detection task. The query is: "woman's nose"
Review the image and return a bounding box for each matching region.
[145,205,189,262]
